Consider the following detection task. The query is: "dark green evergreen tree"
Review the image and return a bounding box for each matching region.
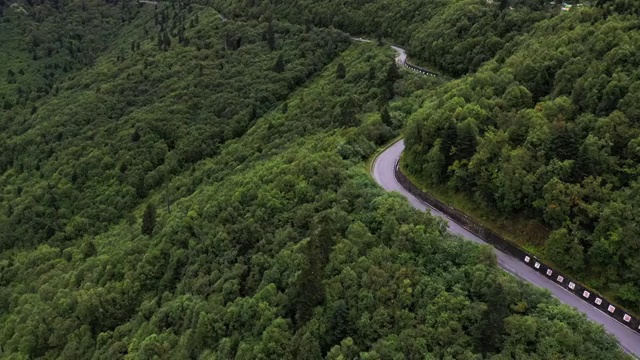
[455,119,478,159]
[142,203,156,236]
[272,53,285,73]
[266,21,275,50]
[475,281,509,353]
[336,63,346,80]
[380,106,391,127]
[157,32,163,50]
[81,240,97,258]
[131,128,141,142]
[162,30,171,50]
[385,62,400,99]
[339,97,357,127]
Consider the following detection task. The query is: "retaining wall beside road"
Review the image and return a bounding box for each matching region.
[395,162,640,335]
[403,62,438,77]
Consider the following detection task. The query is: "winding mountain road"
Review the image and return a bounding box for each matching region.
[372,139,640,357]
[391,46,407,65]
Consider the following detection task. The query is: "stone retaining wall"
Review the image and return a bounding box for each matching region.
[403,62,438,77]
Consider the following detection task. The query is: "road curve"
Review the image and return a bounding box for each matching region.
[372,140,640,357]
[391,46,407,65]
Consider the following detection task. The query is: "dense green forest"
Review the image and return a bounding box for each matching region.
[0,0,635,358]
[404,3,640,311]
[0,0,144,108]
[0,0,351,250]
[209,0,554,76]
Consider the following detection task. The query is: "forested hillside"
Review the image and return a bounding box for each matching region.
[0,0,144,109]
[0,0,635,358]
[404,4,640,311]
[210,0,554,76]
[0,1,350,250]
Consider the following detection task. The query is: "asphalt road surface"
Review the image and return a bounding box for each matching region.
[372,139,640,357]
[391,46,407,65]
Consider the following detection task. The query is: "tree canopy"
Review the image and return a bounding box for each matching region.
[209,0,554,76]
[404,4,640,311]
[0,0,634,357]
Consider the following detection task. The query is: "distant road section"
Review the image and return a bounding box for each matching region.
[350,39,437,76]
[391,45,438,76]
[372,139,640,357]
[391,45,407,65]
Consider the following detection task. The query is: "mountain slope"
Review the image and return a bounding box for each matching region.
[210,0,555,76]
[0,5,349,250]
[404,6,640,311]
[0,1,634,358]
[0,41,630,359]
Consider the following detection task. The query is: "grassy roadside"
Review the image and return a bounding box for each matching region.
[398,157,550,253]
[366,135,402,174]
[397,155,640,319]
